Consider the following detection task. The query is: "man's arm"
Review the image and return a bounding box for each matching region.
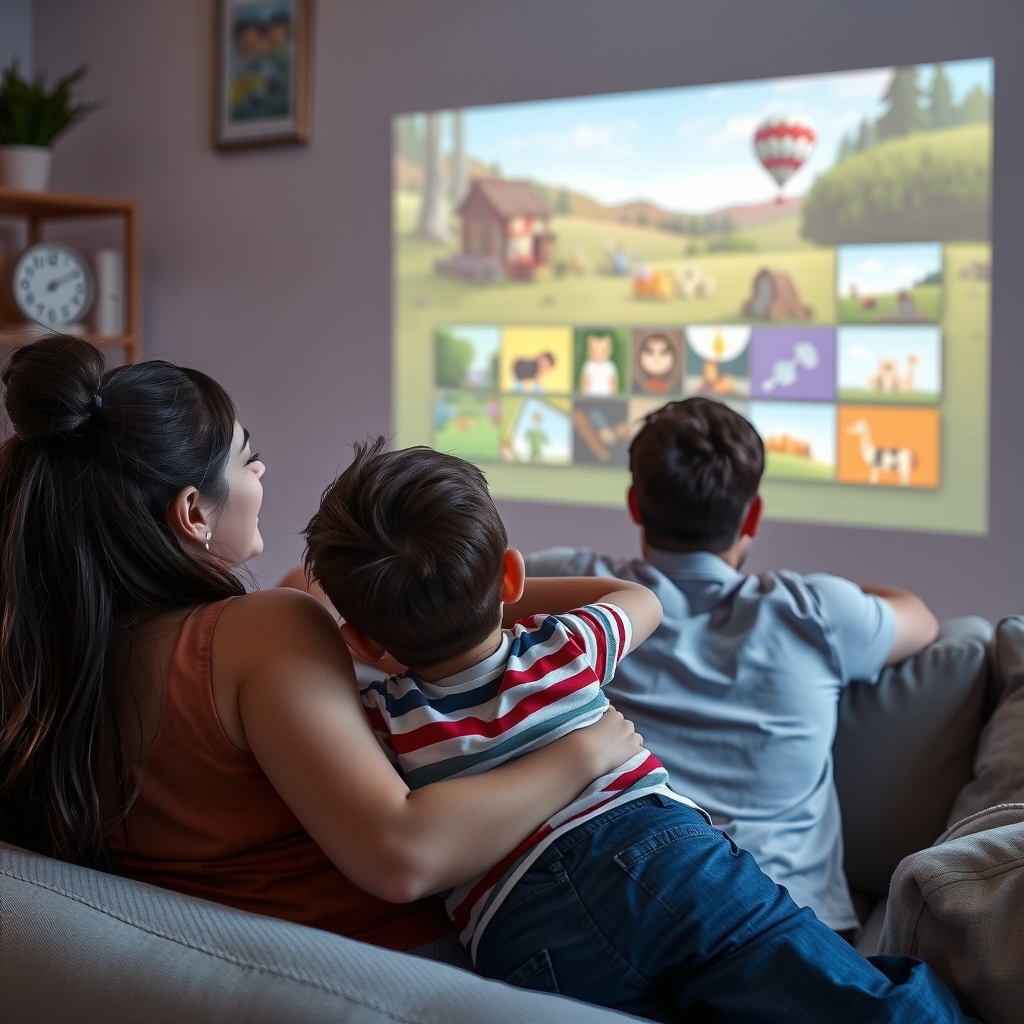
[861,585,940,665]
[503,576,663,650]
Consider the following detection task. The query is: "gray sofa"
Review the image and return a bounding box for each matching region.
[0,617,996,1023]
[878,616,1024,1024]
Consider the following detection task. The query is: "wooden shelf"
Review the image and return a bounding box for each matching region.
[0,186,141,363]
[0,185,135,217]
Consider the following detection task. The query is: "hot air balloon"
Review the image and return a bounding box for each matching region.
[753,116,816,199]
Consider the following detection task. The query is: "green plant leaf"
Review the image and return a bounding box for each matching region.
[0,61,102,147]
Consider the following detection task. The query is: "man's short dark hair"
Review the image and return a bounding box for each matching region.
[628,398,764,552]
[304,438,508,668]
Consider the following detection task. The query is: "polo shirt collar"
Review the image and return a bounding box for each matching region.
[644,547,743,585]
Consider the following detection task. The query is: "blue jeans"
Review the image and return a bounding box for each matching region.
[475,795,968,1023]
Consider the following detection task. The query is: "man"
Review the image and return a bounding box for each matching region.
[526,397,939,934]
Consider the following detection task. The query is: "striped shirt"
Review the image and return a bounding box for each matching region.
[361,603,695,958]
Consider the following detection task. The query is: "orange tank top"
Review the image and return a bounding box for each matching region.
[108,598,450,951]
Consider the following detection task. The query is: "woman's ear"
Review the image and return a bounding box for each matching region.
[501,548,526,604]
[166,486,213,549]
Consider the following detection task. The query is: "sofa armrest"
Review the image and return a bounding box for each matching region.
[0,842,639,1024]
[879,803,1024,1024]
[834,616,992,898]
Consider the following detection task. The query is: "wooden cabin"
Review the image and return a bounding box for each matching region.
[455,179,555,280]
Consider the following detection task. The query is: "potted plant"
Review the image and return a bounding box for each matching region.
[0,63,101,191]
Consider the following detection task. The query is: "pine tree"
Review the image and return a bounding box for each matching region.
[876,67,924,140]
[856,117,876,152]
[928,64,957,129]
[958,85,992,125]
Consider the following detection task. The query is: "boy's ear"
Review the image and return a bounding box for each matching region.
[741,495,763,539]
[627,485,643,526]
[340,623,387,664]
[501,548,526,604]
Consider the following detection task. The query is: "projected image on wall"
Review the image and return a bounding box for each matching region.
[393,59,993,534]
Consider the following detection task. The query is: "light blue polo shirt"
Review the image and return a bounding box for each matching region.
[525,547,896,931]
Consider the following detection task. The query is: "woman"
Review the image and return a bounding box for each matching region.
[0,336,641,954]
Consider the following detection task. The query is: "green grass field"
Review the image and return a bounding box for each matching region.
[837,285,941,324]
[434,415,501,461]
[764,452,835,482]
[394,192,836,332]
[837,388,940,405]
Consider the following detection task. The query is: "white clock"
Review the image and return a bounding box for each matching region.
[12,242,95,329]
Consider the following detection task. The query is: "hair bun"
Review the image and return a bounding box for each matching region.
[2,335,106,441]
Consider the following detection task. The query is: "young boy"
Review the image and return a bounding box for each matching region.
[303,439,965,1024]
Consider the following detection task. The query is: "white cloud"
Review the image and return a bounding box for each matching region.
[829,68,892,100]
[859,259,882,273]
[707,115,759,149]
[771,77,818,94]
[502,119,637,159]
[896,264,919,281]
[849,344,873,359]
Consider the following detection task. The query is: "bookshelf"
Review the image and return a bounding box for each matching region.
[0,185,141,363]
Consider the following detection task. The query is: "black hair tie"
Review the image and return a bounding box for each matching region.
[90,393,103,421]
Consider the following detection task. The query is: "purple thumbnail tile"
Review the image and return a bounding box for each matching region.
[750,327,836,401]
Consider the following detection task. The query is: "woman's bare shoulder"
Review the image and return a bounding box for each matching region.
[210,588,352,751]
[218,587,341,644]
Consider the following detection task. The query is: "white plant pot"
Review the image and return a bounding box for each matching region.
[0,145,53,191]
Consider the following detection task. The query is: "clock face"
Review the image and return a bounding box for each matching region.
[13,243,95,328]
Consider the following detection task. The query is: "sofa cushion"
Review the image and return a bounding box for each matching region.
[878,803,1024,1024]
[948,616,1024,825]
[833,616,992,898]
[0,841,639,1024]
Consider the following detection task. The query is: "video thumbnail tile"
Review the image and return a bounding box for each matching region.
[684,326,751,399]
[837,326,942,403]
[434,325,501,390]
[632,329,684,396]
[501,396,573,464]
[500,326,573,394]
[837,406,940,488]
[749,401,837,482]
[837,243,943,324]
[572,399,631,466]
[433,391,502,462]
[574,327,629,396]
[750,327,835,401]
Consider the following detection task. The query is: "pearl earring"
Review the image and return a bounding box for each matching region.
[204,531,211,551]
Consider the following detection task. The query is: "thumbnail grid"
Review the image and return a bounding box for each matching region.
[433,324,942,489]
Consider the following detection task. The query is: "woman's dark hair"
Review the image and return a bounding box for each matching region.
[304,438,507,669]
[0,335,245,866]
[629,397,764,551]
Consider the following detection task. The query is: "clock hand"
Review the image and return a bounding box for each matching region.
[46,271,80,292]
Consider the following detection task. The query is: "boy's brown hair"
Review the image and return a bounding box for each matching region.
[628,398,764,552]
[304,438,508,668]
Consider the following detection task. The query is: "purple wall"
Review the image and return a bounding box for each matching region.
[32,0,1024,620]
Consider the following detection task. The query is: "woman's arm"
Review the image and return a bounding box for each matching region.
[503,576,663,648]
[213,589,643,903]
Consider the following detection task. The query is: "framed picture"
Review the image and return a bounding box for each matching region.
[215,0,311,148]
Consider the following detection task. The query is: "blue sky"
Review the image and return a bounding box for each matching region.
[429,58,993,214]
[838,244,943,296]
[838,326,942,392]
[749,401,837,466]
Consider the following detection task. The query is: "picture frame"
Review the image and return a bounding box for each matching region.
[214,0,311,149]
